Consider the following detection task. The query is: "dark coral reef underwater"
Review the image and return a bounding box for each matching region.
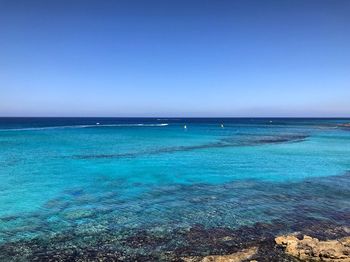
[1,215,350,261]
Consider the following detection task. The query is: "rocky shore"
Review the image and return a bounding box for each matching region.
[182,247,258,262]
[181,230,350,262]
[1,219,350,261]
[179,227,350,262]
[275,234,350,261]
[181,233,350,262]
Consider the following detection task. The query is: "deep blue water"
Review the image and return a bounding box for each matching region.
[0,118,350,258]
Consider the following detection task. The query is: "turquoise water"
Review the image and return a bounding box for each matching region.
[0,118,350,258]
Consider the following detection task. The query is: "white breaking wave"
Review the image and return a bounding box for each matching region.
[0,123,169,132]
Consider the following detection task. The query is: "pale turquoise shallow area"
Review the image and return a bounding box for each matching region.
[0,118,350,243]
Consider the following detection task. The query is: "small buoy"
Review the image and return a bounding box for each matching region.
[269,120,273,123]
[221,124,224,128]
[184,125,187,129]
[96,122,100,125]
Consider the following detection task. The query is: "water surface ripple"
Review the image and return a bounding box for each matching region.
[0,118,350,260]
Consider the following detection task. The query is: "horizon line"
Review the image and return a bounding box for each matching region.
[1,116,350,119]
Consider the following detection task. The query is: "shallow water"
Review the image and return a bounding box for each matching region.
[0,118,350,260]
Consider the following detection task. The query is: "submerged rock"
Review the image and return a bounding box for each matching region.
[182,246,258,262]
[62,209,94,220]
[275,234,350,261]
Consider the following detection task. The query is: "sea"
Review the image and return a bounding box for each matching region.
[0,117,350,260]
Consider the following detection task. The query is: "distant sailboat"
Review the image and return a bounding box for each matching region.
[96,122,100,125]
[184,125,187,129]
[221,124,224,128]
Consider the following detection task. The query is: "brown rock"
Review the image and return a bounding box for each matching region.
[182,247,258,262]
[275,234,350,261]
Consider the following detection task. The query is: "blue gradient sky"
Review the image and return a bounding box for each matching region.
[1,0,349,117]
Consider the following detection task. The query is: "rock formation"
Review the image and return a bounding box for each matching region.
[182,246,258,262]
[275,234,350,261]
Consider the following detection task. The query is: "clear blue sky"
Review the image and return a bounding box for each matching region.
[0,0,349,117]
